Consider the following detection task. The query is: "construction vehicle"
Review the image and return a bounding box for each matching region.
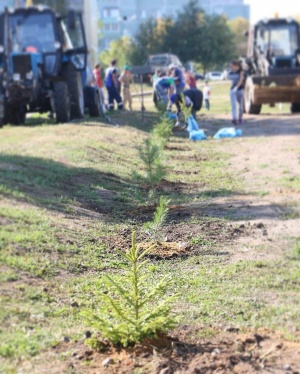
[0,5,102,126]
[243,17,300,114]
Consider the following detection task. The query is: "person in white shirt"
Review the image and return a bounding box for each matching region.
[203,81,210,110]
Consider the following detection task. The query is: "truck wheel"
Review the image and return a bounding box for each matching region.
[244,87,261,114]
[53,81,71,123]
[89,90,101,117]
[290,103,300,113]
[63,64,84,119]
[244,78,262,115]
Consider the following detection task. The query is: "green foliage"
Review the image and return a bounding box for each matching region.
[100,36,134,69]
[135,137,166,186]
[143,196,170,239]
[84,337,107,352]
[128,0,235,69]
[179,94,192,120]
[228,17,250,57]
[152,117,174,146]
[81,232,178,347]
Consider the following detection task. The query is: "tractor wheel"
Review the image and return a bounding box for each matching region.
[89,90,101,117]
[63,63,84,119]
[244,78,262,115]
[290,103,300,113]
[5,105,26,125]
[53,81,71,123]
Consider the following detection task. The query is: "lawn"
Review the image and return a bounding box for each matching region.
[0,88,299,373]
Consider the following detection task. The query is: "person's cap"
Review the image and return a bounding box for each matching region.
[124,65,130,70]
[169,63,176,70]
[170,93,177,104]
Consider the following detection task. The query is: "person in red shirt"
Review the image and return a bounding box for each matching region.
[184,69,197,89]
[93,63,106,112]
[93,63,103,88]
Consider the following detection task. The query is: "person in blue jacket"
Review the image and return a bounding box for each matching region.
[153,74,175,109]
[169,64,185,95]
[105,59,123,110]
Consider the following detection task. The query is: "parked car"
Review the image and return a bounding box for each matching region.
[194,72,205,80]
[205,71,225,81]
[146,53,183,72]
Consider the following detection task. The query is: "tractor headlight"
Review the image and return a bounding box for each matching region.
[13,73,21,82]
[54,41,61,50]
[26,71,34,80]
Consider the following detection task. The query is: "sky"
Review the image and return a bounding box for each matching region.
[244,0,299,23]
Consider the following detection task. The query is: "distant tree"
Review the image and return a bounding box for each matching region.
[164,0,235,70]
[229,17,250,57]
[200,14,236,72]
[163,0,205,63]
[128,18,173,65]
[100,36,134,69]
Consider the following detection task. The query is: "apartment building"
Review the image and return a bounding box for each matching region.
[98,0,250,50]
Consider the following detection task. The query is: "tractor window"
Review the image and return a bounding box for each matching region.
[9,13,56,53]
[269,25,298,56]
[256,27,268,53]
[61,15,85,51]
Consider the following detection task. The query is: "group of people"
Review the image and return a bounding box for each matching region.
[93,59,134,112]
[92,58,246,128]
[152,64,206,130]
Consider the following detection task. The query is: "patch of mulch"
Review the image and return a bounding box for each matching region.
[26,328,300,373]
[101,217,258,259]
[138,241,191,259]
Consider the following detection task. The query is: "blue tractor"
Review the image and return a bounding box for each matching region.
[0,5,102,127]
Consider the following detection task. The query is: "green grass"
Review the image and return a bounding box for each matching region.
[280,175,300,191]
[0,110,299,370]
[293,238,300,260]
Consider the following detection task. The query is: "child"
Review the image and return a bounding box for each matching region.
[203,81,210,110]
[119,65,133,111]
[228,60,245,125]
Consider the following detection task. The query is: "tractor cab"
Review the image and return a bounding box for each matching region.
[250,18,300,74]
[0,5,89,124]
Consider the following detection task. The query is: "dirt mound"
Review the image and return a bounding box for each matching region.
[138,241,191,259]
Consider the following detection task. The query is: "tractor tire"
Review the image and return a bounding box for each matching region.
[290,103,300,113]
[89,90,102,117]
[53,81,71,124]
[4,105,26,125]
[244,78,262,115]
[63,63,84,119]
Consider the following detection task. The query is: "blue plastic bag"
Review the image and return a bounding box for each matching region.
[213,127,242,139]
[187,115,199,132]
[189,129,207,141]
[165,111,177,120]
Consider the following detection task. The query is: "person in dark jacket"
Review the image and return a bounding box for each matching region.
[170,88,203,129]
[104,59,123,110]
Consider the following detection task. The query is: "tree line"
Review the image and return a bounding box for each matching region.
[100,0,249,72]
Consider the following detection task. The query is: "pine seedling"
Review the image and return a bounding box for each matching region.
[137,137,166,186]
[143,196,170,239]
[180,93,193,120]
[81,232,178,347]
[152,116,173,146]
